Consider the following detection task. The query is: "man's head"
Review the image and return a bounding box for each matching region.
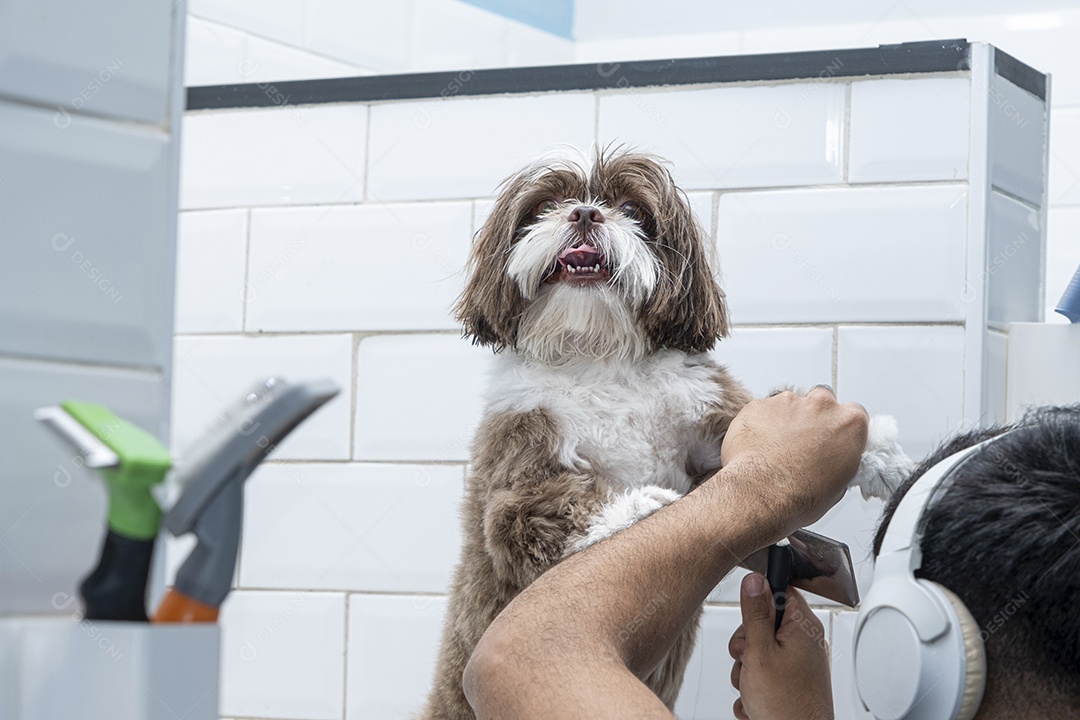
[872,404,1080,717]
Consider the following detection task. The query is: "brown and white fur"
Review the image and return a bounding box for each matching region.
[420,149,911,719]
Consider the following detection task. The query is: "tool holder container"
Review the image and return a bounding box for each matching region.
[0,617,219,720]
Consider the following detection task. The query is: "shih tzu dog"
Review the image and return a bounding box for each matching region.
[419,149,910,719]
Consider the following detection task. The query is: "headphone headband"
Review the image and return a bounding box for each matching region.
[856,431,1010,720]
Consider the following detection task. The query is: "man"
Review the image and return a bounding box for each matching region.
[732,404,1080,719]
[465,400,1080,719]
[463,387,867,719]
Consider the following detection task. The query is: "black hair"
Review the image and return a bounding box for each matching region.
[872,404,1080,711]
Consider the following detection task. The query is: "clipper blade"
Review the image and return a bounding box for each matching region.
[34,405,120,469]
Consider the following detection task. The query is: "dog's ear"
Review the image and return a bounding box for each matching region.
[633,161,729,352]
[453,188,528,351]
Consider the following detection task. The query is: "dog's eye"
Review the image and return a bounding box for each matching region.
[620,202,648,225]
[534,199,558,217]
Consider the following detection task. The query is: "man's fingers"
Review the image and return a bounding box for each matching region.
[727,624,746,660]
[739,573,777,654]
[775,587,827,647]
[733,697,750,720]
[730,659,742,690]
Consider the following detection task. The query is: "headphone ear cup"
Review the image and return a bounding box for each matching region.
[930,583,987,720]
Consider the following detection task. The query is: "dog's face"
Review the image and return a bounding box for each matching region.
[455,151,729,361]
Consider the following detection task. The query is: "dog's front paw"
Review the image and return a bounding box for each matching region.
[571,485,682,553]
[851,415,915,501]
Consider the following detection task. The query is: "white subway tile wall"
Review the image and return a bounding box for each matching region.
[218,590,346,719]
[848,77,970,183]
[987,75,1048,207]
[240,463,464,592]
[246,203,471,332]
[673,606,751,720]
[716,185,969,324]
[345,594,448,719]
[986,191,1043,325]
[175,209,248,334]
[985,330,1008,424]
[177,64,1047,720]
[598,84,846,190]
[711,327,834,396]
[367,93,595,201]
[180,105,368,209]
[181,2,1076,340]
[353,334,493,462]
[836,325,967,460]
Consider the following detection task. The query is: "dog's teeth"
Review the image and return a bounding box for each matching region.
[594,264,600,272]
[568,266,576,274]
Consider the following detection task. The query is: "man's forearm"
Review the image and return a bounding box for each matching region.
[464,461,783,719]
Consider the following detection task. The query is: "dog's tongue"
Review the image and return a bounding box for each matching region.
[558,244,601,268]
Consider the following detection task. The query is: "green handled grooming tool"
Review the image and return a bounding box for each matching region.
[35,402,171,621]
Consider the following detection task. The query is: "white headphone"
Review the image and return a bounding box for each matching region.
[854,435,1004,720]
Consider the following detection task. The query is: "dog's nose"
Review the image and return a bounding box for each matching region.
[568,205,604,233]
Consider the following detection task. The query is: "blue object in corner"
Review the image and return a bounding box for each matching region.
[461,0,574,39]
[1056,264,1080,323]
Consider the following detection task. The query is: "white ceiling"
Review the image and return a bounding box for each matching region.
[573,0,1080,40]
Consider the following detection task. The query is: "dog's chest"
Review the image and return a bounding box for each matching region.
[485,352,724,494]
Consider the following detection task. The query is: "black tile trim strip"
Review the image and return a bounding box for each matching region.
[993,47,1046,99]
[185,39,1043,111]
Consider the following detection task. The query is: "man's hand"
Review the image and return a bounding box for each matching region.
[728,574,834,720]
[720,387,869,541]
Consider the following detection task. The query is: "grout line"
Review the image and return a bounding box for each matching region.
[176,322,964,340]
[342,593,351,719]
[241,208,253,331]
[175,179,972,215]
[711,191,720,244]
[236,586,452,597]
[174,329,462,338]
[842,81,852,184]
[261,458,469,466]
[362,104,373,202]
[729,320,965,329]
[828,609,836,670]
[593,91,601,145]
[349,333,360,461]
[832,325,839,391]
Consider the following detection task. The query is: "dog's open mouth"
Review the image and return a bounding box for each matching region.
[545,244,612,284]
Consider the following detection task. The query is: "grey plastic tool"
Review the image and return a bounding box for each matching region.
[164,378,339,607]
